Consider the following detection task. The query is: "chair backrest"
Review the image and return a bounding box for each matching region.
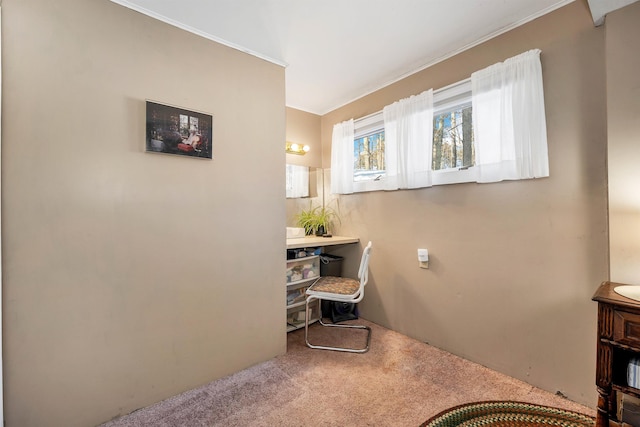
[357,241,373,287]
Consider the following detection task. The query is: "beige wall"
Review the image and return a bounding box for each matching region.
[321,1,608,405]
[606,1,640,285]
[285,108,324,226]
[2,1,286,426]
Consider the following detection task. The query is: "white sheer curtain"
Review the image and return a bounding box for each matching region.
[285,164,309,198]
[471,49,548,183]
[383,89,434,190]
[330,119,355,194]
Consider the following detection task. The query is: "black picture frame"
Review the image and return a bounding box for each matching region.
[146,100,213,159]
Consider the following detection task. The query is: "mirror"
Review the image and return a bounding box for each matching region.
[286,164,310,198]
[286,166,324,227]
[285,165,322,199]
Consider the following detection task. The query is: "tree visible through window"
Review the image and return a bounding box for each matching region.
[354,129,385,182]
[433,105,474,171]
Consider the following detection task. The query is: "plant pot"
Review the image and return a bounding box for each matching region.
[315,225,325,236]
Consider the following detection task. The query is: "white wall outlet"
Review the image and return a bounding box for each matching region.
[417,248,429,269]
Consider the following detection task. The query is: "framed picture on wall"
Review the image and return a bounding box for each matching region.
[145,100,213,159]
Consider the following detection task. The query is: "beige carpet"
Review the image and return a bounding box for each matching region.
[101,319,595,426]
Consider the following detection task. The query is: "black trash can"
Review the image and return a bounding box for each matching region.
[319,254,357,322]
[319,254,343,277]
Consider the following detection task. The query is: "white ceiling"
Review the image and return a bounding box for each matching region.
[111,0,635,115]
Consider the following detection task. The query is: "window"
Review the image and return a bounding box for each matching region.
[331,50,548,195]
[431,79,478,186]
[353,113,386,192]
[179,114,199,137]
[432,81,474,171]
[433,106,474,170]
[350,81,475,191]
[353,113,385,182]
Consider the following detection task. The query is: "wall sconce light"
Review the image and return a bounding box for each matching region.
[286,142,310,155]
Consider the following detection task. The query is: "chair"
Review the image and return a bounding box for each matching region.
[304,241,373,353]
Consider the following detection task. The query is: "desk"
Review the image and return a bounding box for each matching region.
[593,281,640,426]
[286,235,359,249]
[285,235,359,332]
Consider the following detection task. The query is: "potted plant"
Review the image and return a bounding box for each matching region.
[295,206,318,236]
[295,204,340,236]
[311,205,339,236]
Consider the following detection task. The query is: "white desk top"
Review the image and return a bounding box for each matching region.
[286,235,359,249]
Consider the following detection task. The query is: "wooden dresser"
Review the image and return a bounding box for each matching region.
[593,281,640,426]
